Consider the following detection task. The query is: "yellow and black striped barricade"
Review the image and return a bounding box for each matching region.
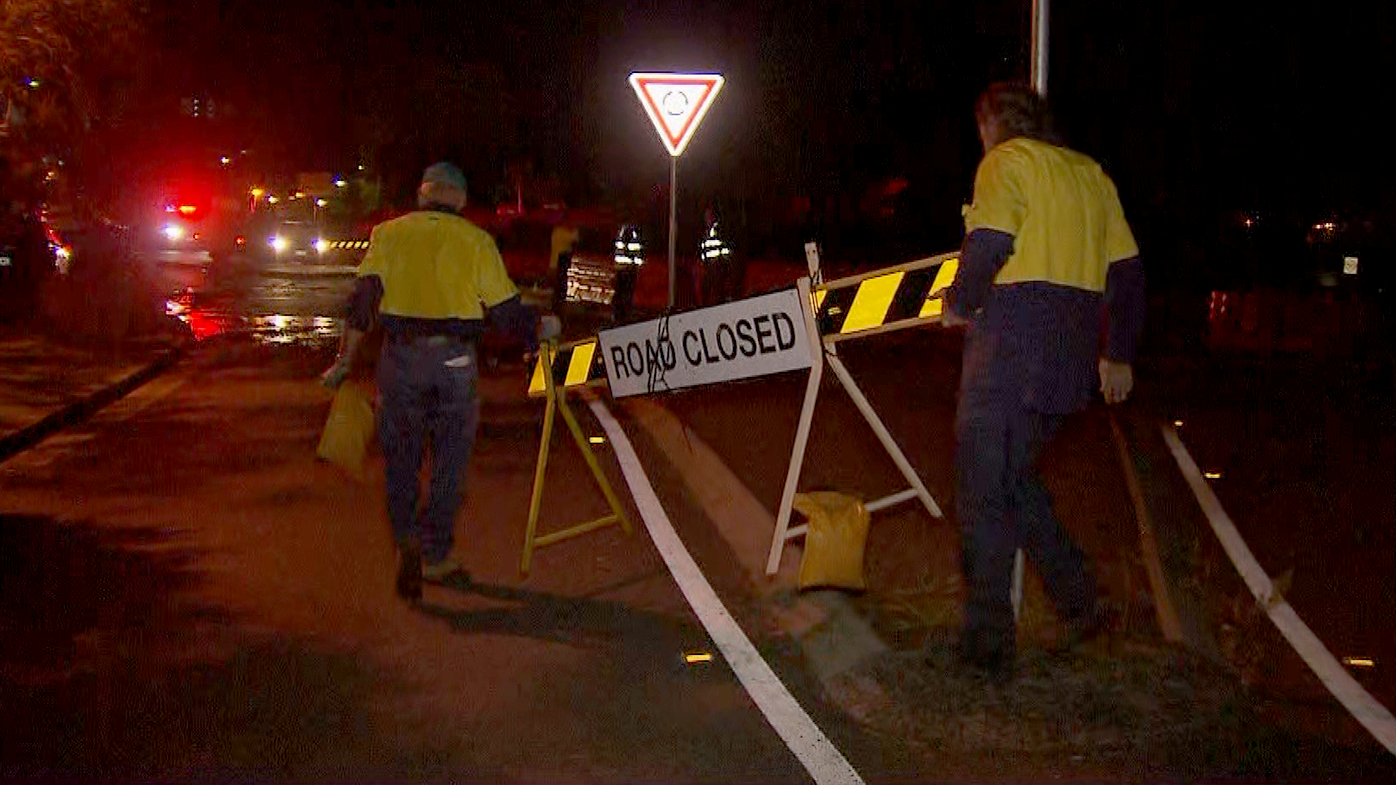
[765,252,958,574]
[521,338,632,574]
[810,251,960,341]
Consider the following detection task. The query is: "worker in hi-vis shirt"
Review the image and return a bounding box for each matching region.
[612,223,644,324]
[322,161,557,602]
[941,83,1145,680]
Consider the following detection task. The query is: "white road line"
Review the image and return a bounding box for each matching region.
[1162,425,1396,756]
[588,399,865,785]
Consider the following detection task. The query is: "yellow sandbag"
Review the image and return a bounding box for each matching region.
[795,491,871,591]
[316,381,375,480]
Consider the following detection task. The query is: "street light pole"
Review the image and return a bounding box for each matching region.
[1031,0,1049,96]
[1014,0,1050,626]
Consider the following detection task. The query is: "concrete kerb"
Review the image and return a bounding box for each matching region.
[0,340,186,464]
[620,396,894,717]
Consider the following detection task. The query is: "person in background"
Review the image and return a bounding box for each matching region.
[940,82,1145,679]
[696,205,732,307]
[322,161,557,602]
[612,223,644,324]
[549,220,579,312]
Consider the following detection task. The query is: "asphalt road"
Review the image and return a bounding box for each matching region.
[0,249,910,783]
[4,246,1393,779]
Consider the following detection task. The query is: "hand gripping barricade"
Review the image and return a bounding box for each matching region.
[765,251,960,574]
[521,338,633,574]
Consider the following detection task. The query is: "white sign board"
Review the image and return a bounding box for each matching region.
[1344,256,1359,275]
[629,73,724,157]
[599,289,813,398]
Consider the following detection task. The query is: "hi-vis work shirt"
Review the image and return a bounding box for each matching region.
[948,137,1145,414]
[349,209,520,339]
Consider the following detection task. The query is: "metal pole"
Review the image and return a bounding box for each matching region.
[1031,0,1049,96]
[1016,0,1049,624]
[668,157,678,309]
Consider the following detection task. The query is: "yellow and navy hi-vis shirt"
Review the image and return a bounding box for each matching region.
[953,137,1144,414]
[964,137,1138,292]
[357,210,518,321]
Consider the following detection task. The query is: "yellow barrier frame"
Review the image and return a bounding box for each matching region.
[521,340,633,574]
[765,253,958,575]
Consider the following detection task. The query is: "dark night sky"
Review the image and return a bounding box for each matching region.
[149,1,1396,259]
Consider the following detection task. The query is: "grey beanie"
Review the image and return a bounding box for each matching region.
[422,161,467,191]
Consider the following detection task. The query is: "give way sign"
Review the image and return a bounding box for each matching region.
[628,73,724,157]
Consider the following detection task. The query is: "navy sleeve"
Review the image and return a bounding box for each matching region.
[946,228,1015,318]
[1103,256,1145,363]
[347,275,383,331]
[486,294,538,352]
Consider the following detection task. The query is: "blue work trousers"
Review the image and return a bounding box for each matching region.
[955,392,1096,660]
[376,336,479,564]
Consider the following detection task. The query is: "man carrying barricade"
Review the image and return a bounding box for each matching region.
[940,82,1146,680]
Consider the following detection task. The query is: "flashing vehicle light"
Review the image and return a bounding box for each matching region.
[314,239,329,254]
[235,235,247,247]
[267,196,280,204]
[164,224,185,241]
[270,236,288,253]
[178,205,198,216]
[250,188,265,198]
[334,179,348,188]
[316,198,328,208]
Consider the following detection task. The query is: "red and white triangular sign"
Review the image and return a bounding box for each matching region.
[629,72,724,157]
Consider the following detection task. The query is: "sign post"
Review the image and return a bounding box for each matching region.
[628,72,725,309]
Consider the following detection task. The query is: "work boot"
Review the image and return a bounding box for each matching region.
[1055,603,1119,654]
[959,627,1014,684]
[422,557,467,584]
[396,538,423,602]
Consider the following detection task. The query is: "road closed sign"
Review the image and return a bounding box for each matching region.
[599,289,813,398]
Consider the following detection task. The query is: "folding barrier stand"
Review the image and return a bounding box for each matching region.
[766,253,960,575]
[521,338,633,574]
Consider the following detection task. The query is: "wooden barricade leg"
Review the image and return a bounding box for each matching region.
[767,277,826,575]
[823,349,942,519]
[767,275,950,576]
[522,345,561,573]
[521,343,633,575]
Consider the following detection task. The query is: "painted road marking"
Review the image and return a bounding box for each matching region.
[1163,425,1396,756]
[588,398,864,785]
